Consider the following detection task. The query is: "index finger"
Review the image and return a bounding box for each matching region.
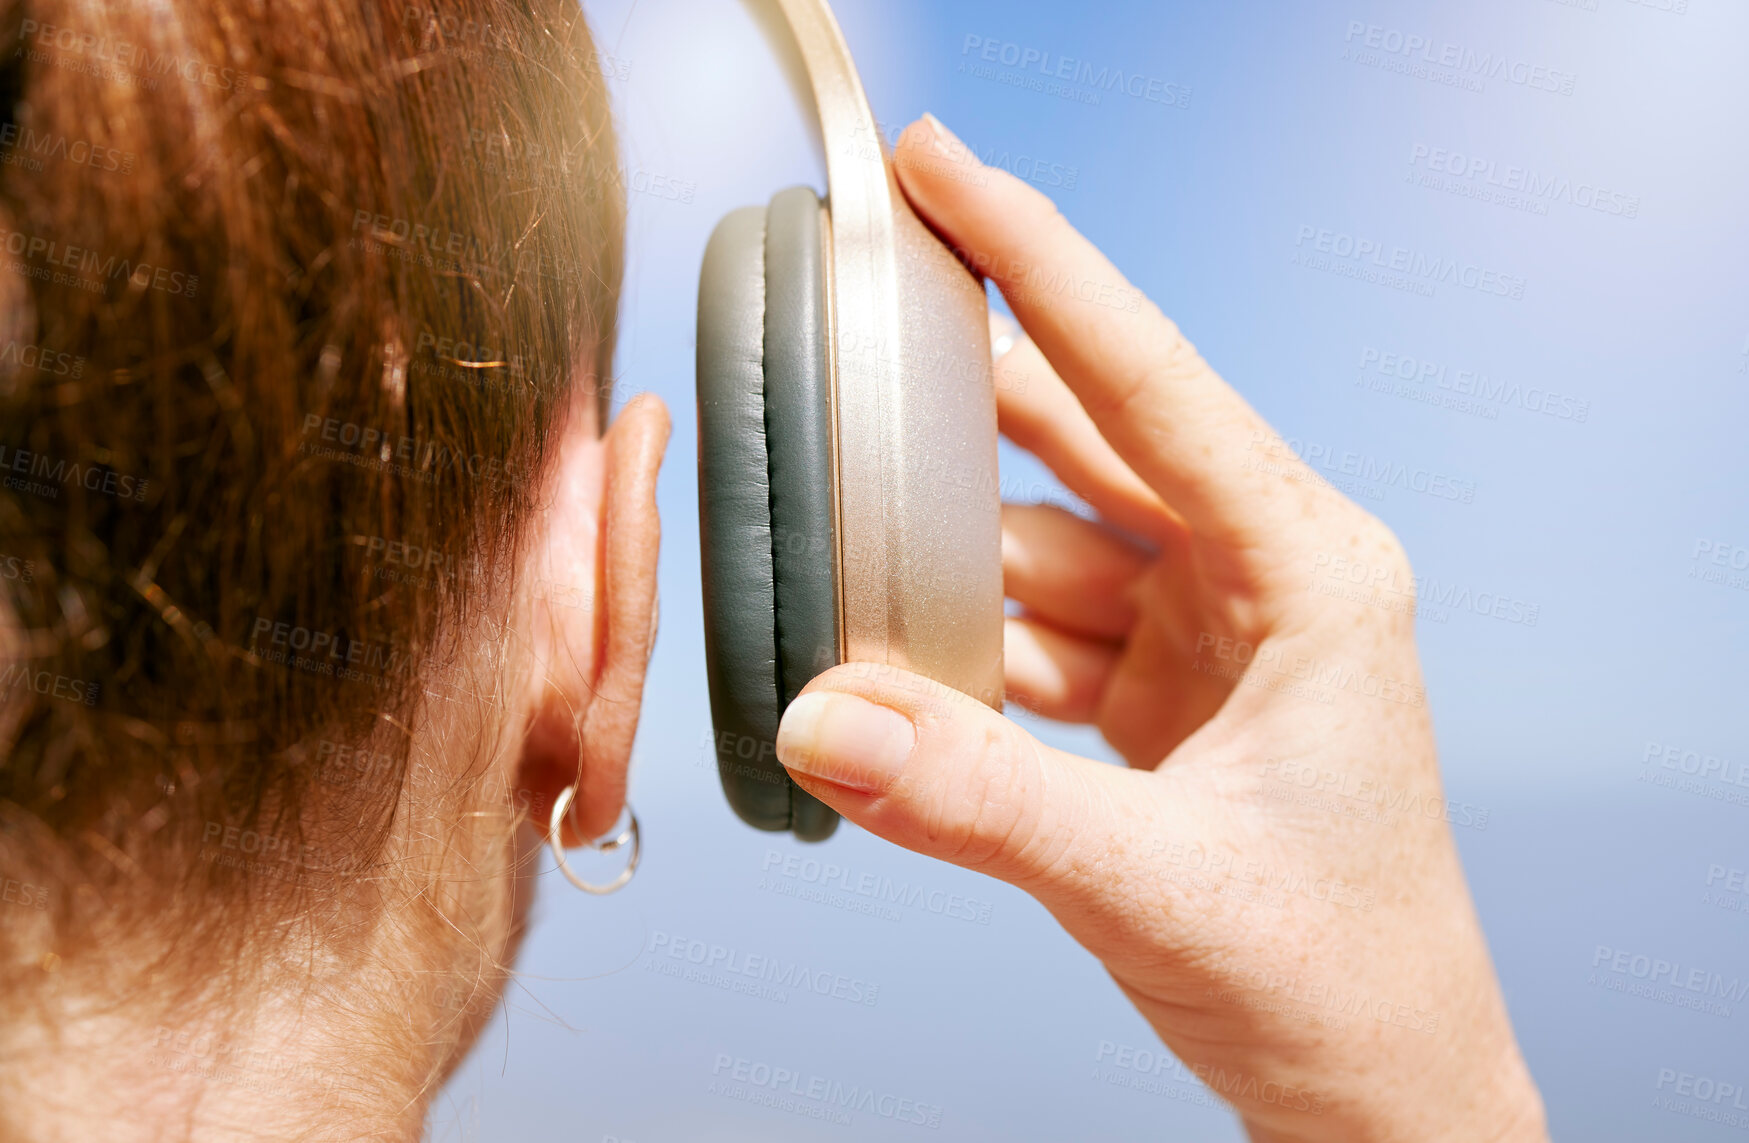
[895,114,1318,547]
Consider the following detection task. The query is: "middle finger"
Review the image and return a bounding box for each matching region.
[996,334,1184,548]
[1003,502,1150,641]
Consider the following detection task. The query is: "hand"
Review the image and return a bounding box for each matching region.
[774,114,1548,1143]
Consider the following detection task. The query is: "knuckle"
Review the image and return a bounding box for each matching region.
[1358,513,1413,580]
[1096,320,1204,425]
[938,717,1052,875]
[1023,186,1072,234]
[1147,318,1209,386]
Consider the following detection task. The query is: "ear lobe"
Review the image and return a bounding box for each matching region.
[518,393,670,846]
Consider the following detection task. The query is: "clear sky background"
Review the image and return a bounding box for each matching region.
[432,1,1749,1139]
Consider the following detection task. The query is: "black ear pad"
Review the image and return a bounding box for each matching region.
[697,187,840,842]
[761,186,841,841]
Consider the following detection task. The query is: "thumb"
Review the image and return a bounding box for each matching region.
[774,662,1136,900]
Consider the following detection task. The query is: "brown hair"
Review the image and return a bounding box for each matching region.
[0,0,622,1040]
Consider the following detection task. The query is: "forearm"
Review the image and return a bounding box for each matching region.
[1221,999,1547,1143]
[1240,1053,1546,1143]
[1120,956,1547,1143]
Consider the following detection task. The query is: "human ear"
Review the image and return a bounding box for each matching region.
[516,392,669,845]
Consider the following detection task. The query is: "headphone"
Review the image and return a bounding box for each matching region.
[696,0,1003,840]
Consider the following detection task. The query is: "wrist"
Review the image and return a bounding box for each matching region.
[1240,1042,1546,1143]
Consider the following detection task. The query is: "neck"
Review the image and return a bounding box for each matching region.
[1,644,536,1142]
[5,972,442,1142]
[1,813,534,1143]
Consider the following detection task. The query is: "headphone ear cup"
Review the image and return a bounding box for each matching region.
[696,189,840,841]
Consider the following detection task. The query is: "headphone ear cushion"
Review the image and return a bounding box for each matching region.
[697,190,840,840]
[761,186,839,842]
[698,205,790,832]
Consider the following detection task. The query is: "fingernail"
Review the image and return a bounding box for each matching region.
[921,111,968,161]
[776,691,916,794]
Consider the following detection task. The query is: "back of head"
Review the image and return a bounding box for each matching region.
[0,0,624,1118]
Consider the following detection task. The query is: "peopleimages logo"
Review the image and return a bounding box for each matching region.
[0,663,99,707]
[1094,1041,1326,1113]
[1358,347,1590,424]
[645,931,880,1007]
[18,18,254,91]
[708,1054,943,1128]
[1341,22,1576,96]
[1294,225,1525,301]
[760,849,996,925]
[1690,539,1749,592]
[1653,1068,1749,1130]
[0,339,85,379]
[0,444,150,502]
[1261,756,1492,831]
[0,226,199,298]
[959,35,1191,109]
[246,618,407,687]
[0,123,135,174]
[1246,430,1478,506]
[1643,741,1749,787]
[1590,945,1747,1015]
[1408,144,1639,219]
